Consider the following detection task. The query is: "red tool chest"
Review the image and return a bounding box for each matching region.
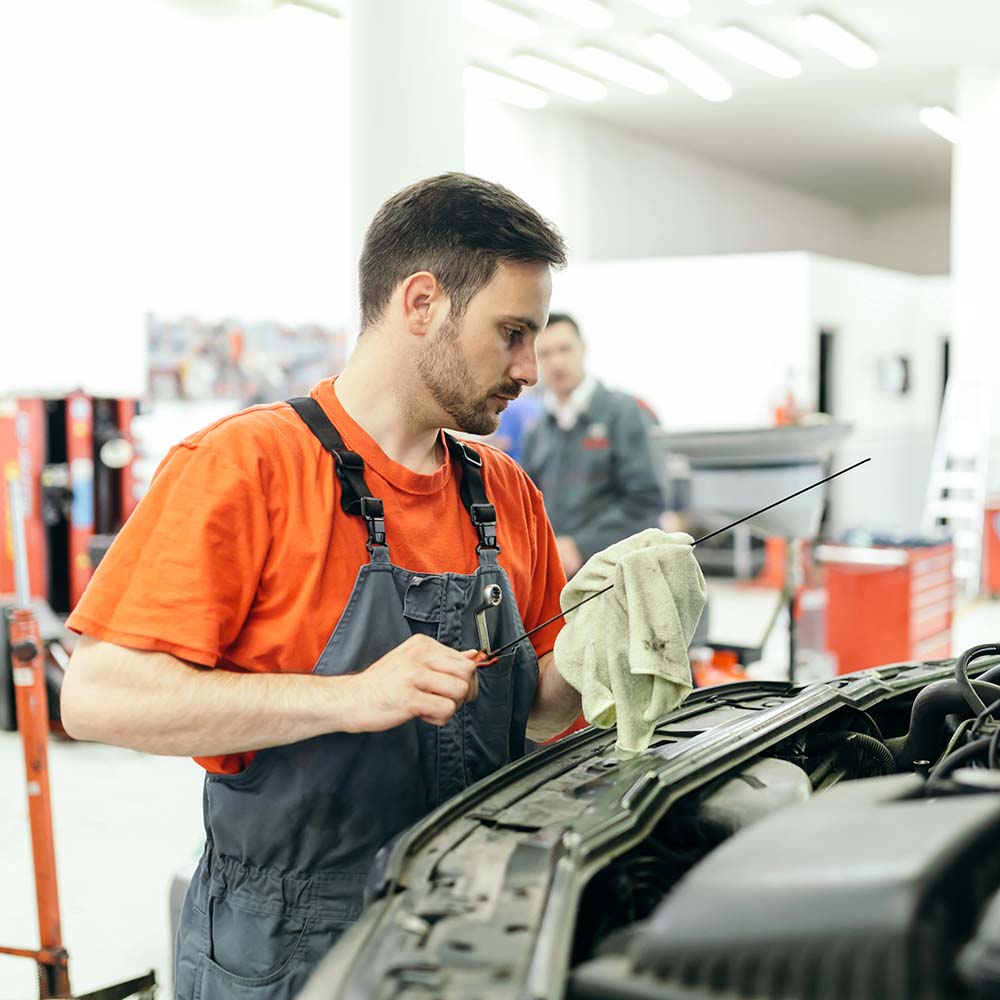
[819,542,954,675]
[985,501,1000,596]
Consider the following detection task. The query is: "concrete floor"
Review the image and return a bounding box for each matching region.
[3,591,1000,1000]
[0,737,203,999]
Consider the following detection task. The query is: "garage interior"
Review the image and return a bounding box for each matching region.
[4,1,1000,998]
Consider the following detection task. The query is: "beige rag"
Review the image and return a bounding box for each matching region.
[554,528,707,757]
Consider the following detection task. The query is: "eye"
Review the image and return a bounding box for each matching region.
[504,326,524,345]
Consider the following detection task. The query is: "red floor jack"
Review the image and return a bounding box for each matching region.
[1,471,155,1000]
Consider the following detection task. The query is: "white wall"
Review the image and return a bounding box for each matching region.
[1,0,351,399]
[855,205,951,277]
[580,123,861,264]
[808,259,950,533]
[550,253,813,431]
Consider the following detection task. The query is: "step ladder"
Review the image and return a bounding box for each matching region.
[922,379,994,597]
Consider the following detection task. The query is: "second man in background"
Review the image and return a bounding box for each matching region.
[521,313,664,577]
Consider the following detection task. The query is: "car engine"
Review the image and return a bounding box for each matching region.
[570,642,1000,1000]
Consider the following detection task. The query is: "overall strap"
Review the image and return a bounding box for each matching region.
[444,434,500,553]
[287,396,386,552]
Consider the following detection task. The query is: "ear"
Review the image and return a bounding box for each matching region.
[400,272,445,337]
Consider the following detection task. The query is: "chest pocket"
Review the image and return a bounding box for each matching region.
[402,575,446,632]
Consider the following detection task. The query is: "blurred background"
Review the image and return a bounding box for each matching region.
[3,0,1000,995]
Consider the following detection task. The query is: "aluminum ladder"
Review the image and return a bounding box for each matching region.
[922,378,994,597]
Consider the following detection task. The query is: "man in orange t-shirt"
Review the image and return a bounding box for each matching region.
[61,174,582,1000]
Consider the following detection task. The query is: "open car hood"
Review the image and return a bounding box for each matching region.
[299,656,1000,1000]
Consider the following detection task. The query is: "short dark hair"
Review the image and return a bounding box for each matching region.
[545,312,582,339]
[359,173,567,329]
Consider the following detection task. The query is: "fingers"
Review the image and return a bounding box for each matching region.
[404,635,478,672]
[393,637,489,719]
[465,669,479,703]
[414,668,471,707]
[419,654,480,689]
[411,691,460,727]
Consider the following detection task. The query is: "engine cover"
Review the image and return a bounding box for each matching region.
[573,774,1000,1000]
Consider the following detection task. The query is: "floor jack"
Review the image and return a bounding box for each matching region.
[1,470,156,1000]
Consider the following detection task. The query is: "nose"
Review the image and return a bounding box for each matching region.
[509,342,538,388]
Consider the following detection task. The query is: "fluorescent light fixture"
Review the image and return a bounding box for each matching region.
[632,0,691,17]
[284,0,340,14]
[797,12,877,69]
[574,45,669,94]
[509,54,607,102]
[464,65,549,109]
[642,34,733,102]
[462,0,540,40]
[713,26,801,78]
[920,106,963,144]
[521,0,612,29]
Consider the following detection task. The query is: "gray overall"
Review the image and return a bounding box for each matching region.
[173,398,539,1000]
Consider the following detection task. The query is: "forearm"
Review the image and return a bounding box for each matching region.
[61,635,355,756]
[527,651,582,742]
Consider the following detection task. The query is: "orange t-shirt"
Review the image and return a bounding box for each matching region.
[68,379,567,775]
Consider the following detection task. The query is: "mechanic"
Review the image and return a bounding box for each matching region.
[521,313,664,578]
[60,174,583,999]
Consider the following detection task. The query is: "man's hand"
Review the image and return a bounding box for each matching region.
[344,634,482,733]
[61,634,486,758]
[555,535,584,577]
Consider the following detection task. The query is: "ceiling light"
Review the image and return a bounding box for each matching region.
[743,0,774,5]
[797,12,877,69]
[713,26,801,78]
[166,0,341,16]
[632,0,691,17]
[521,0,612,29]
[574,45,669,94]
[509,54,607,102]
[462,0,540,41]
[920,106,963,145]
[464,65,549,109]
[642,34,733,102]
[283,0,340,14]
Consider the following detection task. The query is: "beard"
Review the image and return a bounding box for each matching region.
[416,314,520,436]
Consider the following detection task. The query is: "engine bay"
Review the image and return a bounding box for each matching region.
[570,642,1000,1000]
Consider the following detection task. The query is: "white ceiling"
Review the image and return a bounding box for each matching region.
[465,0,1000,213]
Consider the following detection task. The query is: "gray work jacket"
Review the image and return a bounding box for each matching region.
[521,381,664,561]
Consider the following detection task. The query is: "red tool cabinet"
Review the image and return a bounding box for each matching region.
[985,501,1000,596]
[819,542,954,675]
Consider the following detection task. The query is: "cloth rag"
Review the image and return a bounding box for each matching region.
[554,528,707,757]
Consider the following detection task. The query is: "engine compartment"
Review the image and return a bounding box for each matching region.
[569,643,1000,1000]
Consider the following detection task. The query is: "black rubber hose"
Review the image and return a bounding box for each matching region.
[978,664,1000,687]
[807,731,895,777]
[898,679,1000,768]
[842,732,896,775]
[928,736,992,782]
[955,644,1000,716]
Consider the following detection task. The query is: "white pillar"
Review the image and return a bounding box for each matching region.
[943,66,1000,593]
[349,0,465,264]
[952,66,1000,391]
